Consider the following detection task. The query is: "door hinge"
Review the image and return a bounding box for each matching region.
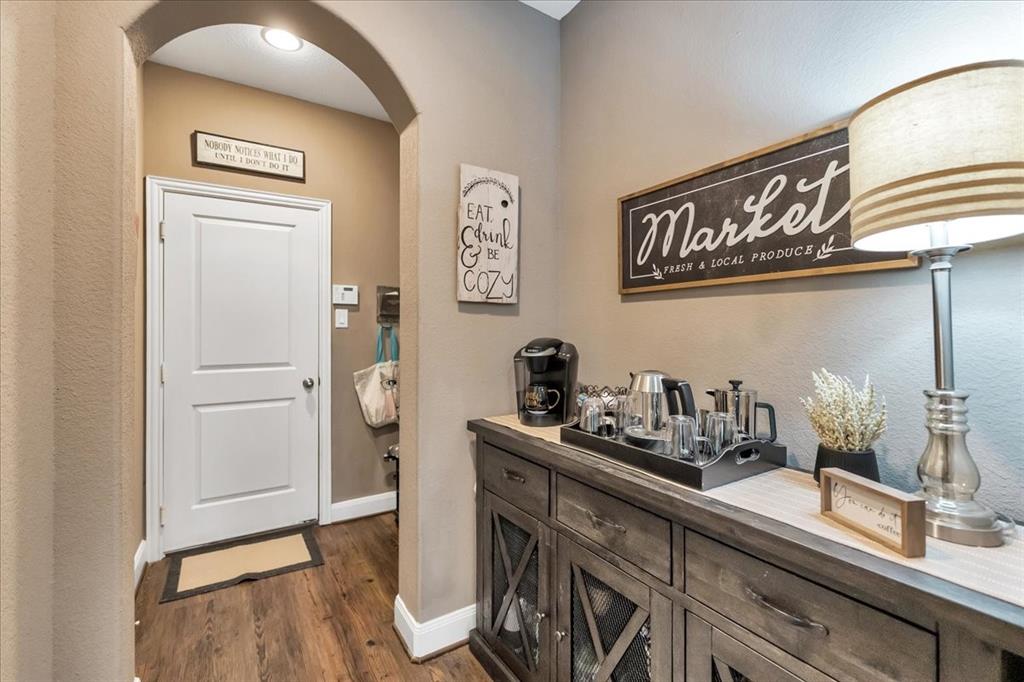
[160,364,165,384]
[159,506,166,527]
[159,221,166,241]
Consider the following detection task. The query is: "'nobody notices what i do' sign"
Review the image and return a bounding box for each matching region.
[457,164,519,304]
[193,131,305,181]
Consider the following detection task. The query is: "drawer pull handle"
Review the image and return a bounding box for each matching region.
[502,468,526,484]
[745,586,829,637]
[586,510,627,534]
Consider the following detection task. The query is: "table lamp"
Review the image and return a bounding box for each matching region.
[848,60,1023,547]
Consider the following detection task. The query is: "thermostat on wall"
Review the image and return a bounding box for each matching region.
[332,284,359,306]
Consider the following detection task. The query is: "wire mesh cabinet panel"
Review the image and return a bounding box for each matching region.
[482,492,553,682]
[684,614,808,682]
[556,536,672,682]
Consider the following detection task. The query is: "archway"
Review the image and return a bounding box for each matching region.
[126,1,416,130]
[123,0,421,674]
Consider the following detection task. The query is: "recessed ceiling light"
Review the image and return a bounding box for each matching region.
[261,28,303,52]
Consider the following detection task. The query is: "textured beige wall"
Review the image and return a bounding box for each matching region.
[1,2,57,679]
[2,2,558,676]
[141,62,400,509]
[51,1,140,678]
[132,58,146,554]
[305,1,561,622]
[3,6,140,677]
[397,118,421,610]
[560,1,1024,519]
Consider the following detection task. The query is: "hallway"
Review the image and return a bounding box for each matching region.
[134,515,488,681]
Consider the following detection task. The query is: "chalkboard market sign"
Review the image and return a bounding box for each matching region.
[619,124,916,294]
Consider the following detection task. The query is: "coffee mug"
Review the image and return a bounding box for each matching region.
[525,384,561,413]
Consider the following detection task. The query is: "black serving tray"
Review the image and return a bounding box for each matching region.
[560,422,788,491]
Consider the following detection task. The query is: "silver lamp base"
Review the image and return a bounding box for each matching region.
[923,509,1008,547]
[917,389,1008,547]
[911,243,1011,549]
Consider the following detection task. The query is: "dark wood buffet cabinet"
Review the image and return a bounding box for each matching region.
[468,419,1024,682]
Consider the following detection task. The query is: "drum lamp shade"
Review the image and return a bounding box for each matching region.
[849,60,1024,252]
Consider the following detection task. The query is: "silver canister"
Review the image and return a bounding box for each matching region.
[705,379,777,442]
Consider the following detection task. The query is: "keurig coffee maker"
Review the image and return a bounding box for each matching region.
[514,338,579,426]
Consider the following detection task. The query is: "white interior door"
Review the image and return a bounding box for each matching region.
[159,187,324,552]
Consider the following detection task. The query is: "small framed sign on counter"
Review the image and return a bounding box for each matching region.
[820,468,926,558]
[192,131,305,182]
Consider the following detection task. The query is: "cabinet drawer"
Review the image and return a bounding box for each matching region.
[685,531,936,681]
[482,443,549,517]
[555,474,672,583]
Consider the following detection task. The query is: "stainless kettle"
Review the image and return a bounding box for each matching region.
[705,379,777,442]
[628,370,697,434]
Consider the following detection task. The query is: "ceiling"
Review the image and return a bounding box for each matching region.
[520,1,580,20]
[149,4,580,118]
[149,24,389,122]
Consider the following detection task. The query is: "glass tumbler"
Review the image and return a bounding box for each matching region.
[705,411,740,458]
[666,414,698,460]
[579,396,605,433]
[607,395,628,435]
[696,408,710,436]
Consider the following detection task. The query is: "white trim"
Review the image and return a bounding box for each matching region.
[317,193,333,526]
[133,540,147,589]
[394,595,476,660]
[331,491,397,523]
[145,176,332,561]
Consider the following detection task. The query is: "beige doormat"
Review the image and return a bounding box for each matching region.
[160,526,322,602]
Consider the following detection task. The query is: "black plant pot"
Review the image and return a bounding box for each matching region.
[813,444,879,484]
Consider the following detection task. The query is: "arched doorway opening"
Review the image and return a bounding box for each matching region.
[122,0,422,674]
[127,2,416,129]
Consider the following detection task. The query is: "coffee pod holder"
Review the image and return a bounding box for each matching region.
[560,421,788,491]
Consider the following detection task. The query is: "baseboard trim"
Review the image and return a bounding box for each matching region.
[335,489,399,520]
[331,491,397,523]
[394,594,476,661]
[134,539,147,590]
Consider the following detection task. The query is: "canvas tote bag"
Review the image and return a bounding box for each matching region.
[354,326,399,428]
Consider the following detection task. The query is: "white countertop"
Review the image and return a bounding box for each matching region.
[483,414,1024,608]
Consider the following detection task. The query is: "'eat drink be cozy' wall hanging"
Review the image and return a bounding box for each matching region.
[458,164,519,304]
[618,122,917,294]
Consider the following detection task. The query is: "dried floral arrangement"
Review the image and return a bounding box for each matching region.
[800,368,887,452]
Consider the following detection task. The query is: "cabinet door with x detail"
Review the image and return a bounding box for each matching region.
[556,536,672,682]
[482,492,553,682]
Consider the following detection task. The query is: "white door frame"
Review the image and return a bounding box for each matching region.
[145,176,333,562]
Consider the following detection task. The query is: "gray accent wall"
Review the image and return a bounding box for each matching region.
[559,0,1024,520]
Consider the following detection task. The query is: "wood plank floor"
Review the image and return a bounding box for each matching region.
[135,514,490,681]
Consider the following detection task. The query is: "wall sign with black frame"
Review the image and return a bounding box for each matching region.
[192,130,306,182]
[618,122,916,294]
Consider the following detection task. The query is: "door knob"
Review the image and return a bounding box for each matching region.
[302,377,315,389]
[555,630,567,642]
